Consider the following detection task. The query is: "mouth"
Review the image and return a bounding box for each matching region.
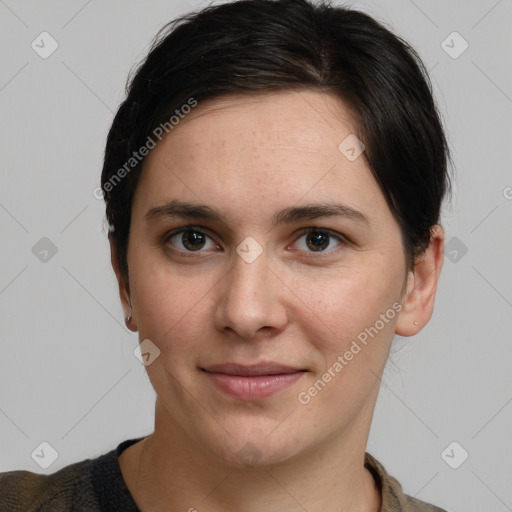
[200,363,307,400]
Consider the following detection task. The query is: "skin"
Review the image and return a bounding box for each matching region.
[111,89,444,512]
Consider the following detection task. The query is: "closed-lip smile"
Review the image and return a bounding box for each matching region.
[201,362,307,399]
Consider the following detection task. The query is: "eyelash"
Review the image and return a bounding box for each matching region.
[163,225,347,257]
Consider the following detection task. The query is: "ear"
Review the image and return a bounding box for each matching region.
[395,224,445,337]
[109,236,137,331]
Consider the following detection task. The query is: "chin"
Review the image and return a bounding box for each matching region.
[206,422,306,469]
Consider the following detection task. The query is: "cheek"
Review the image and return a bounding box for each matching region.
[292,265,401,357]
[129,254,217,356]
[295,272,401,414]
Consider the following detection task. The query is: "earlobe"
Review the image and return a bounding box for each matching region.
[395,225,445,337]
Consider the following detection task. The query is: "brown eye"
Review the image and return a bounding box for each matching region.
[294,228,344,253]
[167,228,217,252]
[305,231,329,251]
[181,230,206,251]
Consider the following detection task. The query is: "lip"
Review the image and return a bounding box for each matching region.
[201,362,306,400]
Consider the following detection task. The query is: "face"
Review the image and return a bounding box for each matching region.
[120,90,413,467]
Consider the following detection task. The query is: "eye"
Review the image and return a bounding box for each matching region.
[292,228,345,253]
[165,227,219,253]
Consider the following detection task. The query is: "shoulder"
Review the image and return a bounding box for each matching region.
[0,457,97,512]
[0,438,143,512]
[364,452,448,512]
[402,494,449,511]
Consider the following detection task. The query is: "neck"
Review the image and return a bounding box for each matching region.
[119,401,381,512]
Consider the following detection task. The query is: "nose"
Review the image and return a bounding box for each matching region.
[214,248,288,340]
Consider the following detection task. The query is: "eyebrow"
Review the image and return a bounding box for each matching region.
[144,199,371,227]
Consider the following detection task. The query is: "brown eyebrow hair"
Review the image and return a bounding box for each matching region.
[144,199,371,228]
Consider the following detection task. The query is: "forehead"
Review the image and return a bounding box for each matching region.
[133,90,391,226]
[168,90,358,159]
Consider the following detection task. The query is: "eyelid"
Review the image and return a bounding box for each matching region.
[163,225,211,240]
[293,226,347,240]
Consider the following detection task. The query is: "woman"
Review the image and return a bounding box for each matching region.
[0,0,451,510]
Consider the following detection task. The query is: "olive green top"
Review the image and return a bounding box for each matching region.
[0,438,447,511]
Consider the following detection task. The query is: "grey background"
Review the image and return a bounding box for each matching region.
[1,0,511,510]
